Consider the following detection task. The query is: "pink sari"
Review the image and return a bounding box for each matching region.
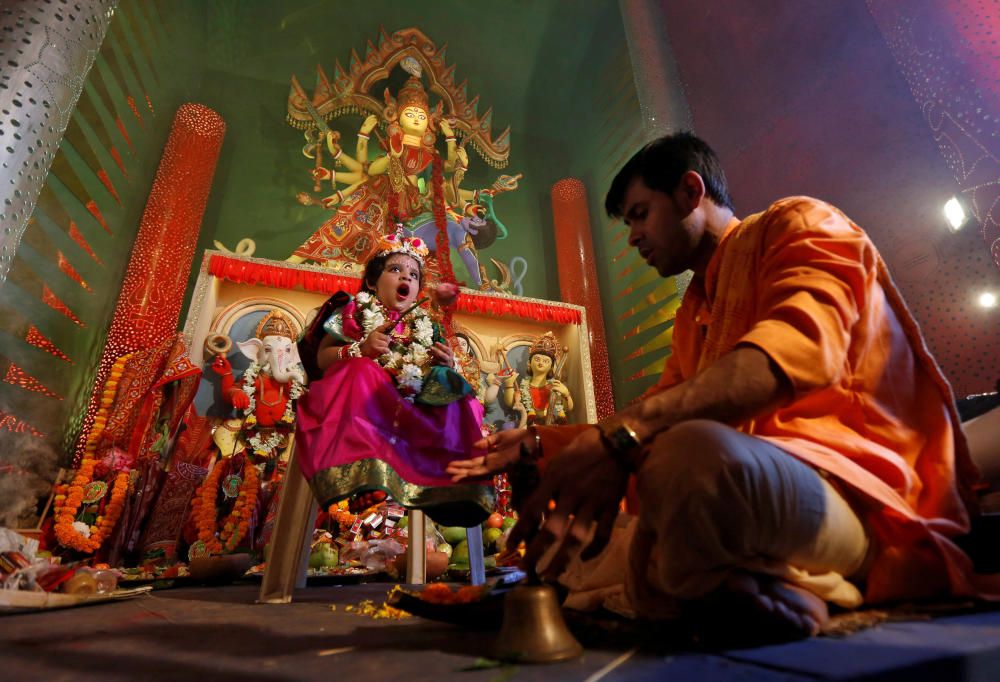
[296,357,492,526]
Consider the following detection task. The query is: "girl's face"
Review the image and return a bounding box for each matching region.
[375,254,421,312]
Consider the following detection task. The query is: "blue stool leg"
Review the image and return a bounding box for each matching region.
[466,525,485,585]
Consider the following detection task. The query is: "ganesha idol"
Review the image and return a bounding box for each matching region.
[208,310,307,460]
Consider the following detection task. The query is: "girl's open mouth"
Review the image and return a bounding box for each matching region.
[396,282,411,300]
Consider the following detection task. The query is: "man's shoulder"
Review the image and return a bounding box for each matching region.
[763,195,838,220]
[749,196,861,239]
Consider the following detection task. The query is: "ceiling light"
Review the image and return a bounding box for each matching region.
[978,292,997,308]
[944,197,967,231]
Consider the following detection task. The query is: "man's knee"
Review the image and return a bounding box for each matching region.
[637,420,757,500]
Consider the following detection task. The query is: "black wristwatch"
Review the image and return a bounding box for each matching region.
[596,416,642,470]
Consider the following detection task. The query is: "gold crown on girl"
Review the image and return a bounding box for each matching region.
[377,229,430,264]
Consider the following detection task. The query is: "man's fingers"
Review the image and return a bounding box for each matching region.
[444,459,475,475]
[581,507,617,560]
[508,485,553,550]
[539,510,595,580]
[445,456,488,481]
[520,514,564,574]
[472,434,498,451]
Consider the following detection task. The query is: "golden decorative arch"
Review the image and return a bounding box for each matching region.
[287,26,510,168]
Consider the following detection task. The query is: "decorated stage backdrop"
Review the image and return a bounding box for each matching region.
[184,251,598,431]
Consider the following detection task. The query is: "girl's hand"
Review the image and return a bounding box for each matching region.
[429,342,455,367]
[360,330,390,358]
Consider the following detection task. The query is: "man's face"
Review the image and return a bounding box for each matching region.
[622,177,702,278]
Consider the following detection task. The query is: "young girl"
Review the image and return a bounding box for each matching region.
[296,233,492,526]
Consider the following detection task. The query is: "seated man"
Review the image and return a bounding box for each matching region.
[448,132,999,640]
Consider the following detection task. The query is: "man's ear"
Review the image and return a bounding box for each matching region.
[677,170,706,210]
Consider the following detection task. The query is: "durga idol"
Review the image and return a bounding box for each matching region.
[289,65,452,265]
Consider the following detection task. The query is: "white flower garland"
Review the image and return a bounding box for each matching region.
[240,360,305,457]
[354,291,434,400]
[520,377,537,418]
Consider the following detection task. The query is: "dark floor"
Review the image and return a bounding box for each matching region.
[3,581,1000,681]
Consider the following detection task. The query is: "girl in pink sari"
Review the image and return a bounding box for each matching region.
[296,234,492,526]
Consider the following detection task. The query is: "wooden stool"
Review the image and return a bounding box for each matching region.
[259,446,485,604]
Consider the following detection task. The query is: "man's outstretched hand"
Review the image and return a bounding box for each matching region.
[446,428,533,482]
[508,427,628,580]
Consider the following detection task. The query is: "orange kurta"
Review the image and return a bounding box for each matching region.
[648,196,990,603]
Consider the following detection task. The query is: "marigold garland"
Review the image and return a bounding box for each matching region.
[190,457,260,555]
[431,151,457,335]
[53,353,134,554]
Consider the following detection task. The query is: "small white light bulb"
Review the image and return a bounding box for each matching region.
[978,292,997,308]
[944,197,967,231]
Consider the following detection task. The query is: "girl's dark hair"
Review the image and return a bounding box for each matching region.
[605,132,734,217]
[362,251,424,292]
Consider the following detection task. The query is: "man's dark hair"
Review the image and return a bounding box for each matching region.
[605,132,734,217]
[362,252,425,292]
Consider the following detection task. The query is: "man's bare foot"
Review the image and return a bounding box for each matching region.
[723,572,828,637]
[349,490,387,513]
[685,571,829,647]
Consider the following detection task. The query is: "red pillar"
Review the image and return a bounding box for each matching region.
[551,178,615,419]
[75,103,225,461]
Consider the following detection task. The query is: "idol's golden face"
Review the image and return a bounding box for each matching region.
[399,106,429,136]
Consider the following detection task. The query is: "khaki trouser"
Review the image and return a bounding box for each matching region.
[559,420,870,618]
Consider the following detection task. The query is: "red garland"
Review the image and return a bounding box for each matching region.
[431,151,457,334]
[208,255,581,325]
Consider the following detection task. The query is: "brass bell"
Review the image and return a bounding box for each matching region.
[493,584,583,664]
